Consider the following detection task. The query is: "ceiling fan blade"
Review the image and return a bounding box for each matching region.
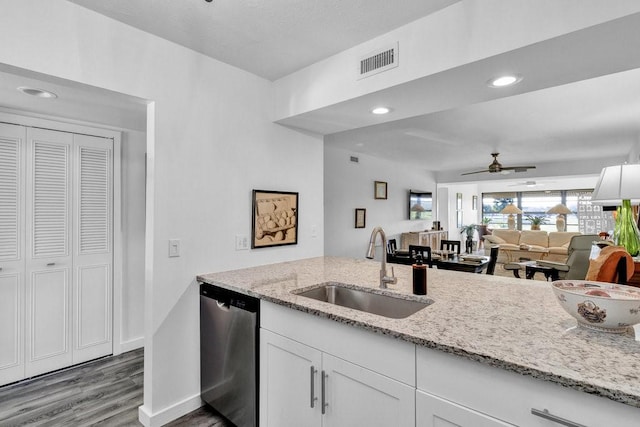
[460,169,491,176]
[501,166,537,172]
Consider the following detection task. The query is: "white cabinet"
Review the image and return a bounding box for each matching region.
[0,123,113,385]
[416,390,512,427]
[260,329,322,427]
[260,302,415,427]
[416,346,640,427]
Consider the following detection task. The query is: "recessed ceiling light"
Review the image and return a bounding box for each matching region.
[487,75,522,88]
[17,86,58,99]
[371,107,391,115]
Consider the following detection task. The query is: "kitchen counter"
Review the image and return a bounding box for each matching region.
[197,256,640,409]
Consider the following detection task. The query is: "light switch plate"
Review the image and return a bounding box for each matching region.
[169,239,180,257]
[235,235,249,250]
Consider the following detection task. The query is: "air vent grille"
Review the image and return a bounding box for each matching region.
[358,42,398,79]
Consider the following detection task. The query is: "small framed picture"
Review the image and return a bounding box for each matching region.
[456,193,463,210]
[374,181,387,199]
[355,208,366,228]
[252,190,298,249]
[472,195,478,210]
[457,210,463,228]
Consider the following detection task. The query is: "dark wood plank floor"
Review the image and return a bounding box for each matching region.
[0,349,232,427]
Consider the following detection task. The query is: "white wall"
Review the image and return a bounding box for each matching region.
[0,1,324,425]
[120,129,146,347]
[324,146,436,259]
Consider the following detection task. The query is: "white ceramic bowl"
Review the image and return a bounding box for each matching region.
[552,280,640,333]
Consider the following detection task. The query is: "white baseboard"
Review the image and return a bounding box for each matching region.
[119,336,144,354]
[138,394,203,427]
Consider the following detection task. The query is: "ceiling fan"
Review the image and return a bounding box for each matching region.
[461,153,536,176]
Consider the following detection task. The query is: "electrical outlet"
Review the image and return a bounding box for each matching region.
[169,239,180,257]
[236,235,249,250]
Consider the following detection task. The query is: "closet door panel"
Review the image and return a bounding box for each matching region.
[25,128,73,377]
[0,123,26,385]
[73,134,113,363]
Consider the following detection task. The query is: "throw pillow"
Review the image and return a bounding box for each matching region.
[484,235,506,245]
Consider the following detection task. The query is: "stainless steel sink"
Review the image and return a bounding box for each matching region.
[294,283,432,319]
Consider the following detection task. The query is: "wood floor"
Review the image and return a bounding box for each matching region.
[0,349,232,427]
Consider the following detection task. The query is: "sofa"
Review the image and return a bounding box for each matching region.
[483,229,581,263]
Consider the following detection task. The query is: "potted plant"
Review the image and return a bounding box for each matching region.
[459,224,477,253]
[525,215,549,230]
[477,217,492,238]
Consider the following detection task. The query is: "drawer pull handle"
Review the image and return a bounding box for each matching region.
[321,371,328,414]
[531,408,586,427]
[310,366,317,408]
[46,262,56,266]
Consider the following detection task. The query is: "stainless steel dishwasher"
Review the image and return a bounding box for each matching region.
[200,283,259,427]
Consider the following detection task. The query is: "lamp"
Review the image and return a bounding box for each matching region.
[410,203,425,219]
[546,203,572,232]
[500,204,522,230]
[590,164,640,256]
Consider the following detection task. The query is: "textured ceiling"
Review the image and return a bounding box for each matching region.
[68,0,459,81]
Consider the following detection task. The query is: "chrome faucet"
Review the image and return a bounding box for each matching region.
[365,226,397,289]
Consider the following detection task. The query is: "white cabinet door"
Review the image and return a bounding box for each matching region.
[323,353,415,427]
[72,134,113,364]
[416,390,513,427]
[25,128,74,377]
[0,123,26,384]
[260,329,322,427]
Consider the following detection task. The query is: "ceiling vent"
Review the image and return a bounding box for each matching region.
[358,42,398,80]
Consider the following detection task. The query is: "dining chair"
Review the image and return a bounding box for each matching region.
[486,246,499,275]
[409,245,433,268]
[440,240,461,255]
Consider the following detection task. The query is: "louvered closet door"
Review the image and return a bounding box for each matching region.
[72,134,113,364]
[25,128,74,377]
[0,123,26,385]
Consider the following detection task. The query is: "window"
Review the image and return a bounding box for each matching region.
[481,189,615,233]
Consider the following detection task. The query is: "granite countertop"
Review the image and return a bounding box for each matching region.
[197,256,640,408]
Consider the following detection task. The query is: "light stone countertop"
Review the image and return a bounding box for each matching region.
[196,256,640,408]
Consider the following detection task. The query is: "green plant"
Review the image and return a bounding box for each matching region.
[524,215,549,225]
[481,217,492,225]
[459,224,477,237]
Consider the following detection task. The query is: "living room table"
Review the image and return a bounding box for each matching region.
[501,246,549,263]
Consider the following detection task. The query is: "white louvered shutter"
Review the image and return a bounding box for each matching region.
[0,134,21,260]
[72,134,113,364]
[25,128,73,378]
[32,141,70,258]
[0,123,26,386]
[78,146,111,254]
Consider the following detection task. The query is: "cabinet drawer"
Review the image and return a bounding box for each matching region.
[416,346,640,427]
[261,301,415,386]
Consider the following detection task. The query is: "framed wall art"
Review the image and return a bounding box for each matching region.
[355,208,366,228]
[472,195,478,210]
[374,181,388,199]
[251,190,298,248]
[456,192,463,210]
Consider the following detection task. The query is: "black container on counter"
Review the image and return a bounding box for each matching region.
[412,254,427,295]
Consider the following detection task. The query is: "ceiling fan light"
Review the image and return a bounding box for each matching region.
[487,75,522,88]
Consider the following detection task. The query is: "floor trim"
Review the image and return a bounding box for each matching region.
[138,394,203,427]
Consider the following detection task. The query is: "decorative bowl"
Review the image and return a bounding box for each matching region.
[551,280,640,333]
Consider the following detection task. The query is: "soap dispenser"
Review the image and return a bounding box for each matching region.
[412,254,427,295]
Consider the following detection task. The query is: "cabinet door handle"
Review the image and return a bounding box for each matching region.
[310,366,317,408]
[531,408,586,427]
[46,262,56,266]
[321,371,328,414]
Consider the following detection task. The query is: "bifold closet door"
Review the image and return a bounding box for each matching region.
[25,128,74,378]
[72,133,113,364]
[0,123,26,385]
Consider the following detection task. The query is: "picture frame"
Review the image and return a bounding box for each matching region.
[355,208,366,228]
[456,192,463,210]
[457,210,463,228]
[472,195,478,210]
[374,181,388,199]
[251,189,298,249]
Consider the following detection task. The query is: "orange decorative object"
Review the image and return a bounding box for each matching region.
[585,246,634,284]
